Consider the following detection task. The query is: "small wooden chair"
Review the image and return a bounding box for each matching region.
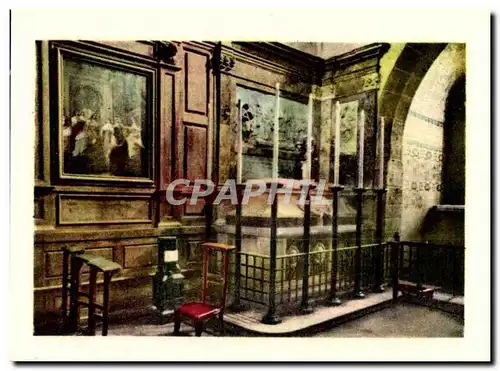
[174,242,235,337]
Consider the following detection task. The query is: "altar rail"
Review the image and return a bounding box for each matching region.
[396,241,465,296]
[231,242,391,307]
[205,236,464,319]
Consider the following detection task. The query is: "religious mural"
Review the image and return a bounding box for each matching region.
[236,86,308,151]
[339,100,358,155]
[236,86,309,179]
[62,58,147,178]
[332,93,377,189]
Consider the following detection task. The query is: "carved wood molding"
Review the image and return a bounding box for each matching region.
[34,184,54,197]
[211,43,235,74]
[155,41,178,64]
[325,42,391,71]
[223,42,321,83]
[214,42,389,86]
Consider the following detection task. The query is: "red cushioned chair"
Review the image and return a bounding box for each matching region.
[174,242,235,337]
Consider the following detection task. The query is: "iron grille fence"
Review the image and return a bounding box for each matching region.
[201,236,464,323]
[231,242,391,307]
[397,241,465,296]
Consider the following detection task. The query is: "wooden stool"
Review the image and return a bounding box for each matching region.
[174,242,235,337]
[61,249,121,336]
[61,246,85,322]
[61,246,87,333]
[85,256,122,336]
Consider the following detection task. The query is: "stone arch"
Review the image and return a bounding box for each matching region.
[442,74,466,205]
[378,43,454,238]
[399,44,465,240]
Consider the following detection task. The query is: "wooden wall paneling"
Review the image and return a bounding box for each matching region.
[206,65,214,188]
[36,236,160,287]
[159,70,175,193]
[35,41,41,181]
[56,194,153,226]
[184,51,209,117]
[158,67,180,222]
[34,192,57,228]
[44,247,114,278]
[94,41,155,59]
[113,245,125,268]
[171,49,186,221]
[39,41,51,184]
[34,246,45,287]
[179,46,213,217]
[34,198,44,220]
[34,42,54,227]
[123,244,157,268]
[184,124,208,215]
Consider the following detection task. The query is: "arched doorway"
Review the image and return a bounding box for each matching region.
[378,43,466,239]
[443,74,466,205]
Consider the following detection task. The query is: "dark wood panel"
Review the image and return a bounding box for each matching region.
[160,71,175,191]
[34,198,44,220]
[123,244,157,268]
[183,124,207,180]
[183,124,207,215]
[184,51,208,115]
[57,194,152,226]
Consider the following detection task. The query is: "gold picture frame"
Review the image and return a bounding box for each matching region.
[51,42,157,185]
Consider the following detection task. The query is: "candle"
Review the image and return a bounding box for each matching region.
[236,99,243,184]
[273,83,280,180]
[357,109,365,189]
[333,101,341,185]
[379,116,385,189]
[306,93,313,180]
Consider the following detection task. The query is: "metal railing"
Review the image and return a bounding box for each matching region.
[195,182,464,324]
[223,235,463,318]
[396,240,465,296]
[231,242,392,309]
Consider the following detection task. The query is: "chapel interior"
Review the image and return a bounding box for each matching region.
[33,41,466,334]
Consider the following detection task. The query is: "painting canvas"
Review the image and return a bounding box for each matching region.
[339,100,358,155]
[236,86,308,150]
[62,58,148,178]
[236,86,308,179]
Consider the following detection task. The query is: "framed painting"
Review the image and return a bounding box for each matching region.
[51,43,156,184]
